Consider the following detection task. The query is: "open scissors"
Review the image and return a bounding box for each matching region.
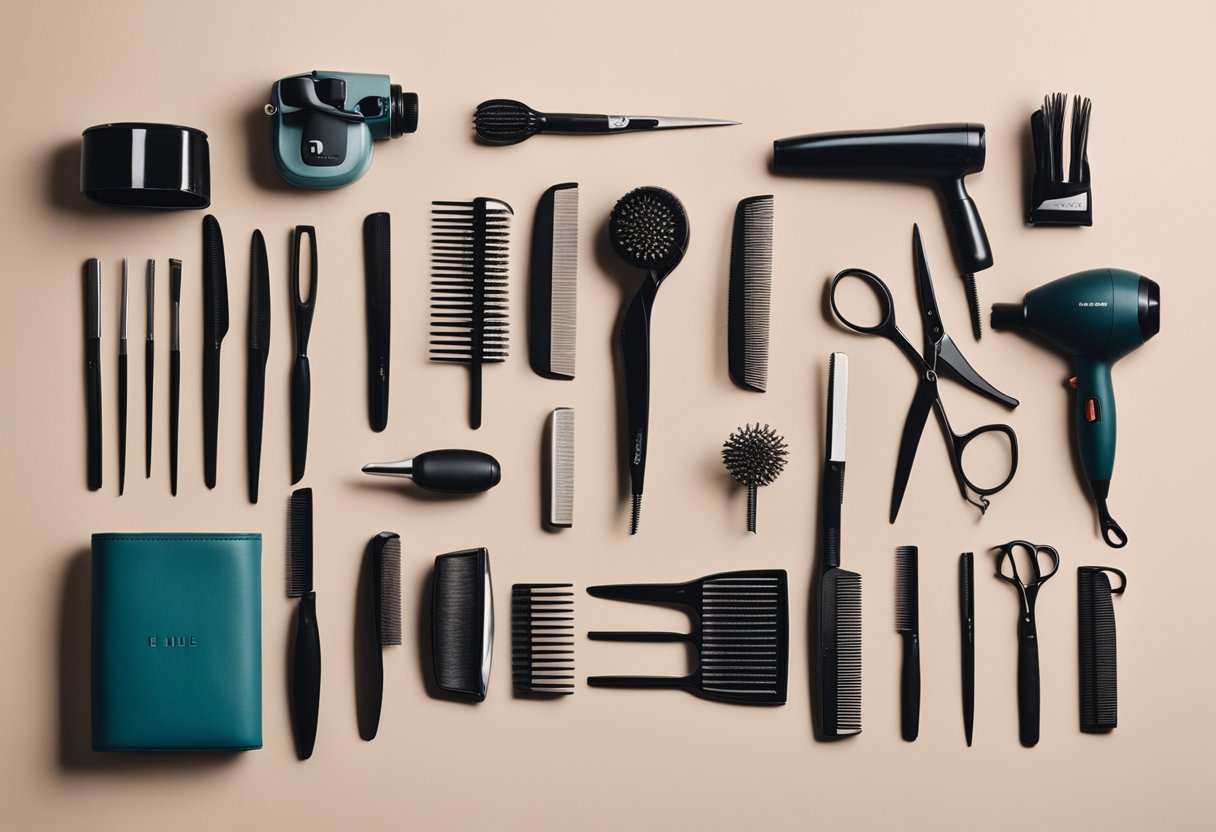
[830,225,1019,521]
[995,540,1060,747]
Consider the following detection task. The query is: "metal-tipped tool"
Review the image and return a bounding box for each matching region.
[362,449,500,494]
[474,98,738,145]
[118,259,128,495]
[144,260,154,479]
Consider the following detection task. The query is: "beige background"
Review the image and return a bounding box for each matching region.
[2,0,1213,829]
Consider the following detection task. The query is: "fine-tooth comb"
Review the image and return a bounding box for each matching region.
[512,583,575,696]
[1078,566,1126,733]
[529,183,578,380]
[431,198,513,429]
[727,195,773,392]
[431,548,494,700]
[287,487,320,760]
[358,532,401,740]
[201,214,229,490]
[546,407,575,528]
[587,569,789,705]
[895,546,920,742]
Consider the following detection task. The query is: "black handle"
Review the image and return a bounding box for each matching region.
[620,283,656,500]
[364,212,391,433]
[1017,622,1041,747]
[117,352,128,495]
[901,635,921,742]
[202,348,220,489]
[820,461,844,570]
[540,113,617,134]
[413,449,501,493]
[941,182,993,274]
[86,337,102,490]
[291,592,322,760]
[291,355,310,484]
[246,354,265,503]
[169,350,179,496]
[144,341,154,478]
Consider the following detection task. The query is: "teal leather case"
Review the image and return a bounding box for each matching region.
[91,533,262,751]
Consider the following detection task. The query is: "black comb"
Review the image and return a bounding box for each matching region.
[587,570,788,705]
[512,583,575,696]
[431,198,512,430]
[528,183,578,380]
[247,230,270,504]
[431,548,494,700]
[287,487,320,760]
[364,212,391,432]
[895,546,920,742]
[358,532,401,740]
[201,215,228,490]
[960,552,975,746]
[727,195,773,392]
[1078,566,1126,733]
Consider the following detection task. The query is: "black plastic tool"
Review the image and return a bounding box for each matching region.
[168,259,181,496]
[727,195,773,392]
[1078,566,1125,733]
[358,532,401,740]
[201,215,229,490]
[144,260,154,479]
[528,183,579,380]
[588,569,788,705]
[1030,93,1093,226]
[474,99,738,144]
[290,226,317,484]
[362,449,501,494]
[960,552,975,747]
[995,540,1059,748]
[247,230,270,503]
[431,548,493,700]
[117,260,128,495]
[895,546,920,742]
[364,213,391,432]
[287,487,321,760]
[512,583,575,696]
[85,259,102,491]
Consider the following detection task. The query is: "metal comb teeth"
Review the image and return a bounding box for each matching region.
[895,546,919,634]
[377,535,402,646]
[286,488,314,598]
[547,408,575,528]
[728,195,773,392]
[512,584,575,696]
[549,185,578,378]
[831,570,863,734]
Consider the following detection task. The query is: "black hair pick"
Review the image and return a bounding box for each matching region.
[721,423,789,533]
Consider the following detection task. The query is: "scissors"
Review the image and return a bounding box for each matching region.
[829,225,1019,522]
[994,540,1060,747]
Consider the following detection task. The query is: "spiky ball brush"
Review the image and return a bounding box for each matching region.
[721,423,789,533]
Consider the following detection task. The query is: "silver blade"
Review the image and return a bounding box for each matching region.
[827,352,849,462]
[614,115,740,130]
[361,459,415,478]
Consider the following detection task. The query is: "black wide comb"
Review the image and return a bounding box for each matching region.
[588,569,788,705]
[512,583,575,696]
[1078,566,1126,733]
[431,548,494,700]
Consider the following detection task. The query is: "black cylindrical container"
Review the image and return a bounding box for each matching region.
[81,123,210,209]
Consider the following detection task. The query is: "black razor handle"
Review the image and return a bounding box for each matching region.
[86,336,102,490]
[1017,615,1041,747]
[413,450,501,493]
[292,591,321,760]
[900,634,921,742]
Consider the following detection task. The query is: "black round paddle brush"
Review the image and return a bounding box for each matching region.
[722,423,789,533]
[609,187,690,535]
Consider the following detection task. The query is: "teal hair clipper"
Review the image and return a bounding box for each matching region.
[267,71,418,189]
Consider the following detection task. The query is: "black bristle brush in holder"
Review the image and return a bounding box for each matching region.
[721,423,788,533]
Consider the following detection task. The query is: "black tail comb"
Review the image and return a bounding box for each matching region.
[512,583,575,696]
[895,546,920,742]
[727,195,773,392]
[1078,566,1125,733]
[431,548,493,700]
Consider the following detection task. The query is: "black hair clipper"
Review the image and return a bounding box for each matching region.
[1030,93,1092,226]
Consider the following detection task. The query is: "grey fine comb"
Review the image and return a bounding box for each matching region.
[529,183,579,380]
[546,407,575,528]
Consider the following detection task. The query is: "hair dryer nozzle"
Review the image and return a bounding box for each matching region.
[990,302,1026,331]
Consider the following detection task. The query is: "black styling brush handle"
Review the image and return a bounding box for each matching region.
[86,336,102,490]
[292,591,322,760]
[414,450,500,493]
[364,212,391,433]
[290,226,317,484]
[941,178,993,275]
[1016,615,1041,747]
[587,675,691,690]
[901,634,921,742]
[621,279,658,531]
[118,351,127,495]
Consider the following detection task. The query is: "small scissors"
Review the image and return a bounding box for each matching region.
[995,540,1060,747]
[830,225,1019,522]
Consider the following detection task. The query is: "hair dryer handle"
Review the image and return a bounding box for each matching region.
[942,180,993,274]
[1074,358,1128,547]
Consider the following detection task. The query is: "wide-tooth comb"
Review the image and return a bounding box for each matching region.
[895,545,920,742]
[512,583,575,696]
[364,212,391,432]
[287,488,314,597]
[431,548,494,700]
[727,195,773,392]
[547,407,575,528]
[431,198,512,430]
[588,570,789,705]
[529,183,579,379]
[1078,566,1126,733]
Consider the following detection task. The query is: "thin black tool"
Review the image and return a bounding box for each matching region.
[290,225,317,484]
[168,259,181,496]
[830,225,1019,522]
[202,215,229,490]
[358,532,401,740]
[288,487,321,760]
[528,183,579,380]
[512,583,575,696]
[610,187,690,534]
[473,99,738,145]
[1078,566,1125,733]
[960,552,975,746]
[430,199,512,430]
[144,260,154,479]
[247,230,270,503]
[895,546,920,742]
[727,195,773,392]
[85,259,102,491]
[362,449,501,494]
[364,213,391,432]
[815,352,862,738]
[588,569,789,705]
[118,259,128,495]
[995,540,1060,748]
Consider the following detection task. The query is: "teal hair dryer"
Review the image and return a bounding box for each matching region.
[992,269,1160,547]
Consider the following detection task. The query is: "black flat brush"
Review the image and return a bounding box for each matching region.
[287,487,321,760]
[358,532,401,740]
[430,198,512,429]
[609,187,689,534]
[727,195,773,392]
[473,99,738,145]
[895,545,920,742]
[721,422,788,533]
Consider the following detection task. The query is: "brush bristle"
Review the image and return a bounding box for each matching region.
[549,186,578,378]
[549,408,575,528]
[721,423,789,487]
[512,583,575,695]
[430,198,512,366]
[895,546,918,634]
[473,99,540,143]
[727,195,773,392]
[609,187,688,270]
[377,535,402,646]
[287,488,313,597]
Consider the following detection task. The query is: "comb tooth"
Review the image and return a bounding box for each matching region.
[512,583,575,695]
[548,408,575,528]
[698,574,785,696]
[550,186,579,377]
[895,546,919,634]
[727,195,772,392]
[825,569,862,734]
[377,536,402,646]
[286,488,314,597]
[1079,568,1120,731]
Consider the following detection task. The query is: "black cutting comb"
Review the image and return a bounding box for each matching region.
[431,198,512,430]
[512,583,574,696]
[528,183,579,380]
[431,548,494,700]
[358,532,401,740]
[1078,566,1126,733]
[727,195,773,392]
[895,546,920,742]
[588,569,788,705]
